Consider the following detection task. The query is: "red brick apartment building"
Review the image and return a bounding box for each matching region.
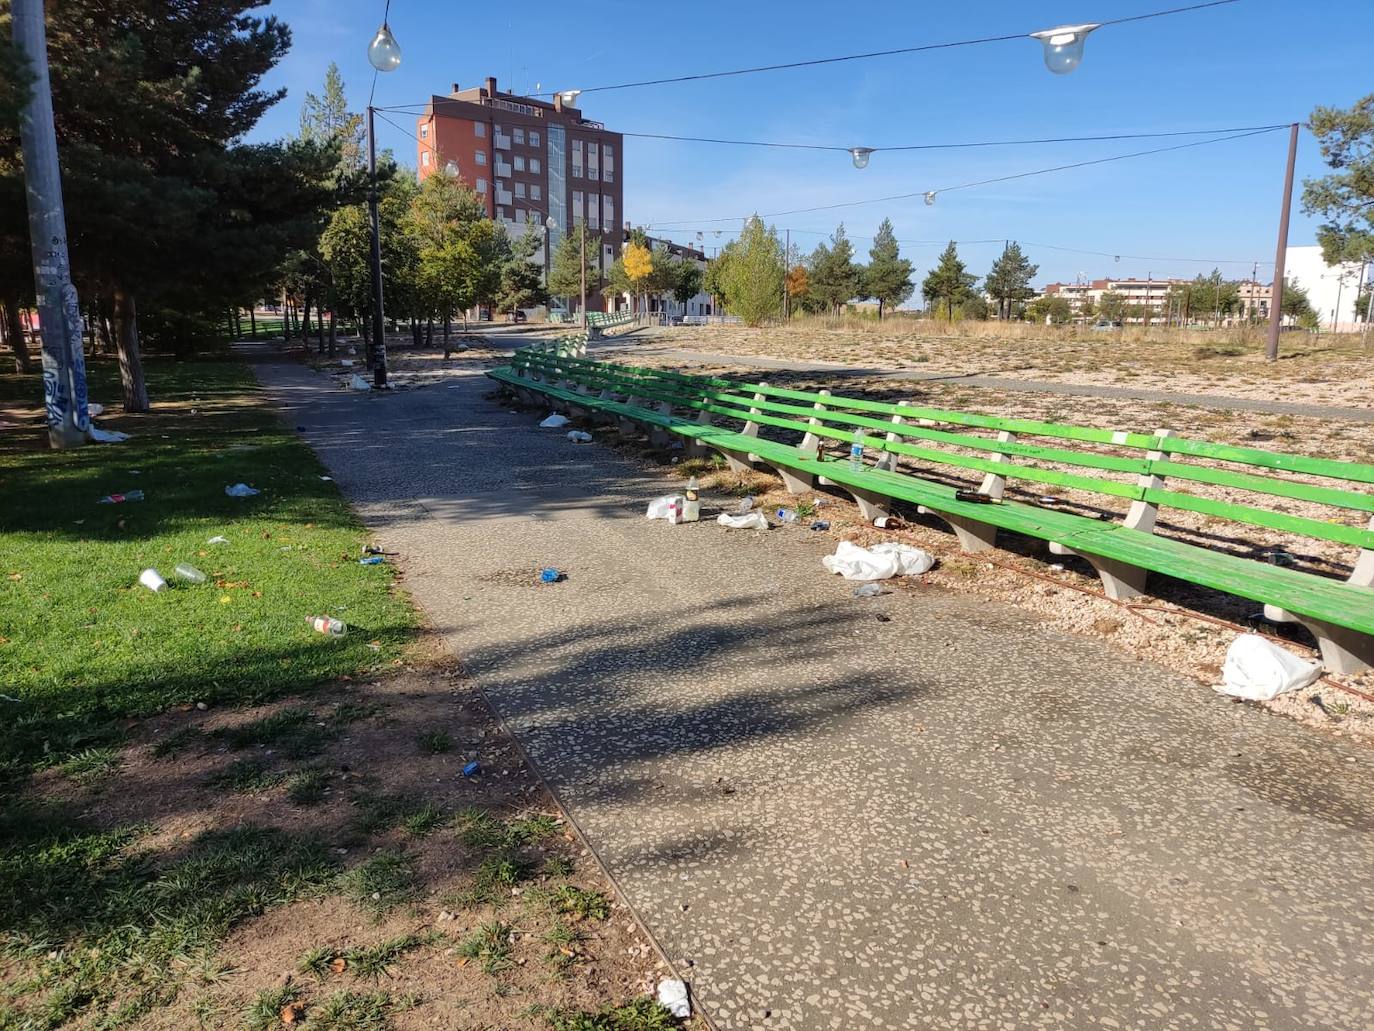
[416,77,624,310]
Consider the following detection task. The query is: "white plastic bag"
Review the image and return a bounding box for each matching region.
[646,495,686,520]
[349,374,371,391]
[717,511,769,529]
[224,483,260,498]
[822,540,935,581]
[540,413,570,428]
[1215,634,1322,701]
[89,427,131,443]
[567,430,592,443]
[656,979,691,1019]
[87,403,105,417]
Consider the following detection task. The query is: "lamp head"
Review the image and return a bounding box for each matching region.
[923,191,937,206]
[849,147,874,170]
[1029,23,1099,75]
[559,89,583,105]
[367,22,402,72]
[545,215,558,230]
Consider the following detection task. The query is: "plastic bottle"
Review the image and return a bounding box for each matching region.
[173,563,207,584]
[737,496,756,514]
[873,516,905,530]
[683,476,701,522]
[98,490,145,505]
[307,615,347,637]
[853,583,884,598]
[775,508,798,524]
[849,433,864,472]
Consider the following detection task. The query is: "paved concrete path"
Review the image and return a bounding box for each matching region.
[251,346,1374,1030]
[566,333,1373,423]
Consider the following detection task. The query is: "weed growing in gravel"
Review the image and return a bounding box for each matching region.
[286,768,329,804]
[402,803,446,838]
[57,746,120,783]
[338,850,420,915]
[419,729,451,754]
[310,989,419,1030]
[208,757,284,793]
[456,920,514,974]
[540,997,677,1031]
[243,984,302,1031]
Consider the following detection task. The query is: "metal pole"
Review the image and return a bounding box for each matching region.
[1266,122,1299,361]
[579,227,587,326]
[784,228,790,320]
[367,105,387,387]
[13,0,89,448]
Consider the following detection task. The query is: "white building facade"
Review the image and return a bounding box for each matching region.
[1283,245,1370,332]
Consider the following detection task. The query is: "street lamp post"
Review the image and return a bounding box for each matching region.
[580,227,587,327]
[365,14,402,387]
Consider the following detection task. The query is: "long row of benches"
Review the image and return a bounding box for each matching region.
[489,348,1374,673]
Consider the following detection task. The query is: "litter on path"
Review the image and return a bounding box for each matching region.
[567,430,592,443]
[349,374,371,391]
[461,761,481,777]
[359,556,385,565]
[823,541,935,581]
[1215,634,1322,701]
[224,483,260,497]
[718,511,769,530]
[539,568,563,583]
[810,520,830,531]
[853,582,887,598]
[657,979,691,1019]
[737,496,756,514]
[646,495,686,521]
[539,413,570,428]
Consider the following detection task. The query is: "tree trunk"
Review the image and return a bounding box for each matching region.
[425,318,434,348]
[878,299,884,321]
[3,297,33,373]
[301,295,313,344]
[249,307,257,340]
[361,319,373,369]
[111,289,150,413]
[327,310,337,358]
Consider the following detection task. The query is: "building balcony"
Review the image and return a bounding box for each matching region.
[494,159,512,178]
[494,133,511,151]
[495,188,513,206]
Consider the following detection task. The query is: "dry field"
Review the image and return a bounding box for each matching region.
[630,318,1374,408]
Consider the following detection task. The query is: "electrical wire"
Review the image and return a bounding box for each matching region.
[515,0,1240,98]
[643,125,1286,227]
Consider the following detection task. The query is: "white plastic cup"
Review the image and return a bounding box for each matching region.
[174,563,207,584]
[139,568,168,593]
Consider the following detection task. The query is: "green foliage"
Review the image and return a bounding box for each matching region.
[57,746,121,783]
[456,920,514,974]
[1097,291,1126,321]
[960,294,991,320]
[402,803,447,838]
[419,729,452,754]
[300,62,365,172]
[808,224,863,316]
[983,242,1038,320]
[286,768,330,805]
[208,757,284,794]
[1026,294,1073,324]
[719,215,785,326]
[310,989,417,1031]
[552,885,611,921]
[244,983,303,1031]
[550,225,598,303]
[862,218,914,318]
[921,241,978,319]
[497,223,550,316]
[338,850,421,915]
[1302,94,1374,265]
[544,997,678,1031]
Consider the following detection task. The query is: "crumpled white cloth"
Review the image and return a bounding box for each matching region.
[822,540,935,581]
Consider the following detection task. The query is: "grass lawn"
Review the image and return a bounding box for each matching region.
[0,357,675,1030]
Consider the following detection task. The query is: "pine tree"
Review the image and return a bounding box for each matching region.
[549,225,596,307]
[808,224,861,316]
[921,241,977,320]
[984,242,1039,321]
[863,218,914,320]
[1302,94,1374,265]
[497,224,549,317]
[300,63,364,171]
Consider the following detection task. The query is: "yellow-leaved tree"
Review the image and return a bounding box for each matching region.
[622,241,653,312]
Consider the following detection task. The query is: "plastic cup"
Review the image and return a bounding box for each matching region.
[173,563,207,584]
[139,568,168,593]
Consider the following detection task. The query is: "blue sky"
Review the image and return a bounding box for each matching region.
[250,0,1370,286]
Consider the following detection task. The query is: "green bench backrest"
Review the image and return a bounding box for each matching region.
[510,352,1374,551]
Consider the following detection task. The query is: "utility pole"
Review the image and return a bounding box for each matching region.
[784,228,790,320]
[366,105,387,387]
[1266,122,1299,361]
[579,227,587,326]
[13,0,90,448]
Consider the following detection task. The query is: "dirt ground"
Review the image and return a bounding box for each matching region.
[628,319,1374,408]
[21,644,692,1031]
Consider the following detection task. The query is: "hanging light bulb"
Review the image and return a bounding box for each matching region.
[1029,24,1098,75]
[1114,255,1121,263]
[560,89,583,105]
[367,22,402,72]
[849,147,874,170]
[923,191,937,206]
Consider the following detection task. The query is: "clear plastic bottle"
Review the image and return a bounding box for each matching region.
[775,508,798,524]
[683,476,701,522]
[307,615,347,637]
[97,490,145,504]
[848,433,864,472]
[173,563,207,584]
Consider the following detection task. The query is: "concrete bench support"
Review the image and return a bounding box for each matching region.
[918,506,999,553]
[801,390,835,487]
[875,406,910,474]
[1264,515,1374,673]
[649,401,674,448]
[977,431,1016,499]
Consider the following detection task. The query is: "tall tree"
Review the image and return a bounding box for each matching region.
[549,225,596,310]
[921,241,977,320]
[299,62,364,171]
[720,215,784,326]
[673,261,703,314]
[862,218,914,320]
[497,224,548,317]
[808,224,861,317]
[984,242,1038,320]
[622,240,653,313]
[1302,94,1374,266]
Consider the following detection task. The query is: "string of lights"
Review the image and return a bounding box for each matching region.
[643,125,1287,227]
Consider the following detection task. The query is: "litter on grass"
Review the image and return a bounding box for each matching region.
[97,491,144,505]
[567,430,593,443]
[173,563,207,584]
[359,556,385,565]
[539,413,570,428]
[207,535,230,545]
[717,511,769,530]
[224,483,260,497]
[1214,634,1322,701]
[657,979,691,1019]
[822,541,935,581]
[340,359,354,367]
[138,569,168,593]
[89,427,131,443]
[461,761,481,777]
[349,374,371,391]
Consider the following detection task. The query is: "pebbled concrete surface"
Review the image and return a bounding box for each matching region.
[251,345,1374,1030]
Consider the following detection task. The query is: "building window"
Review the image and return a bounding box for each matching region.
[514,181,526,199]
[530,184,541,201]
[421,151,430,167]
[513,126,525,145]
[603,146,614,183]
[603,196,614,226]
[588,195,599,229]
[514,208,524,223]
[572,190,583,224]
[420,123,429,139]
[513,155,525,172]
[529,157,541,175]
[476,177,487,193]
[587,144,599,181]
[474,122,486,138]
[530,130,540,147]
[572,140,583,178]
[475,150,486,166]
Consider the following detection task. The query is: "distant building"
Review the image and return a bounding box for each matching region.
[415,77,624,312]
[1283,245,1369,332]
[1043,277,1189,322]
[614,233,714,318]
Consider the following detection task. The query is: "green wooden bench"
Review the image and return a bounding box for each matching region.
[490,350,1374,673]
